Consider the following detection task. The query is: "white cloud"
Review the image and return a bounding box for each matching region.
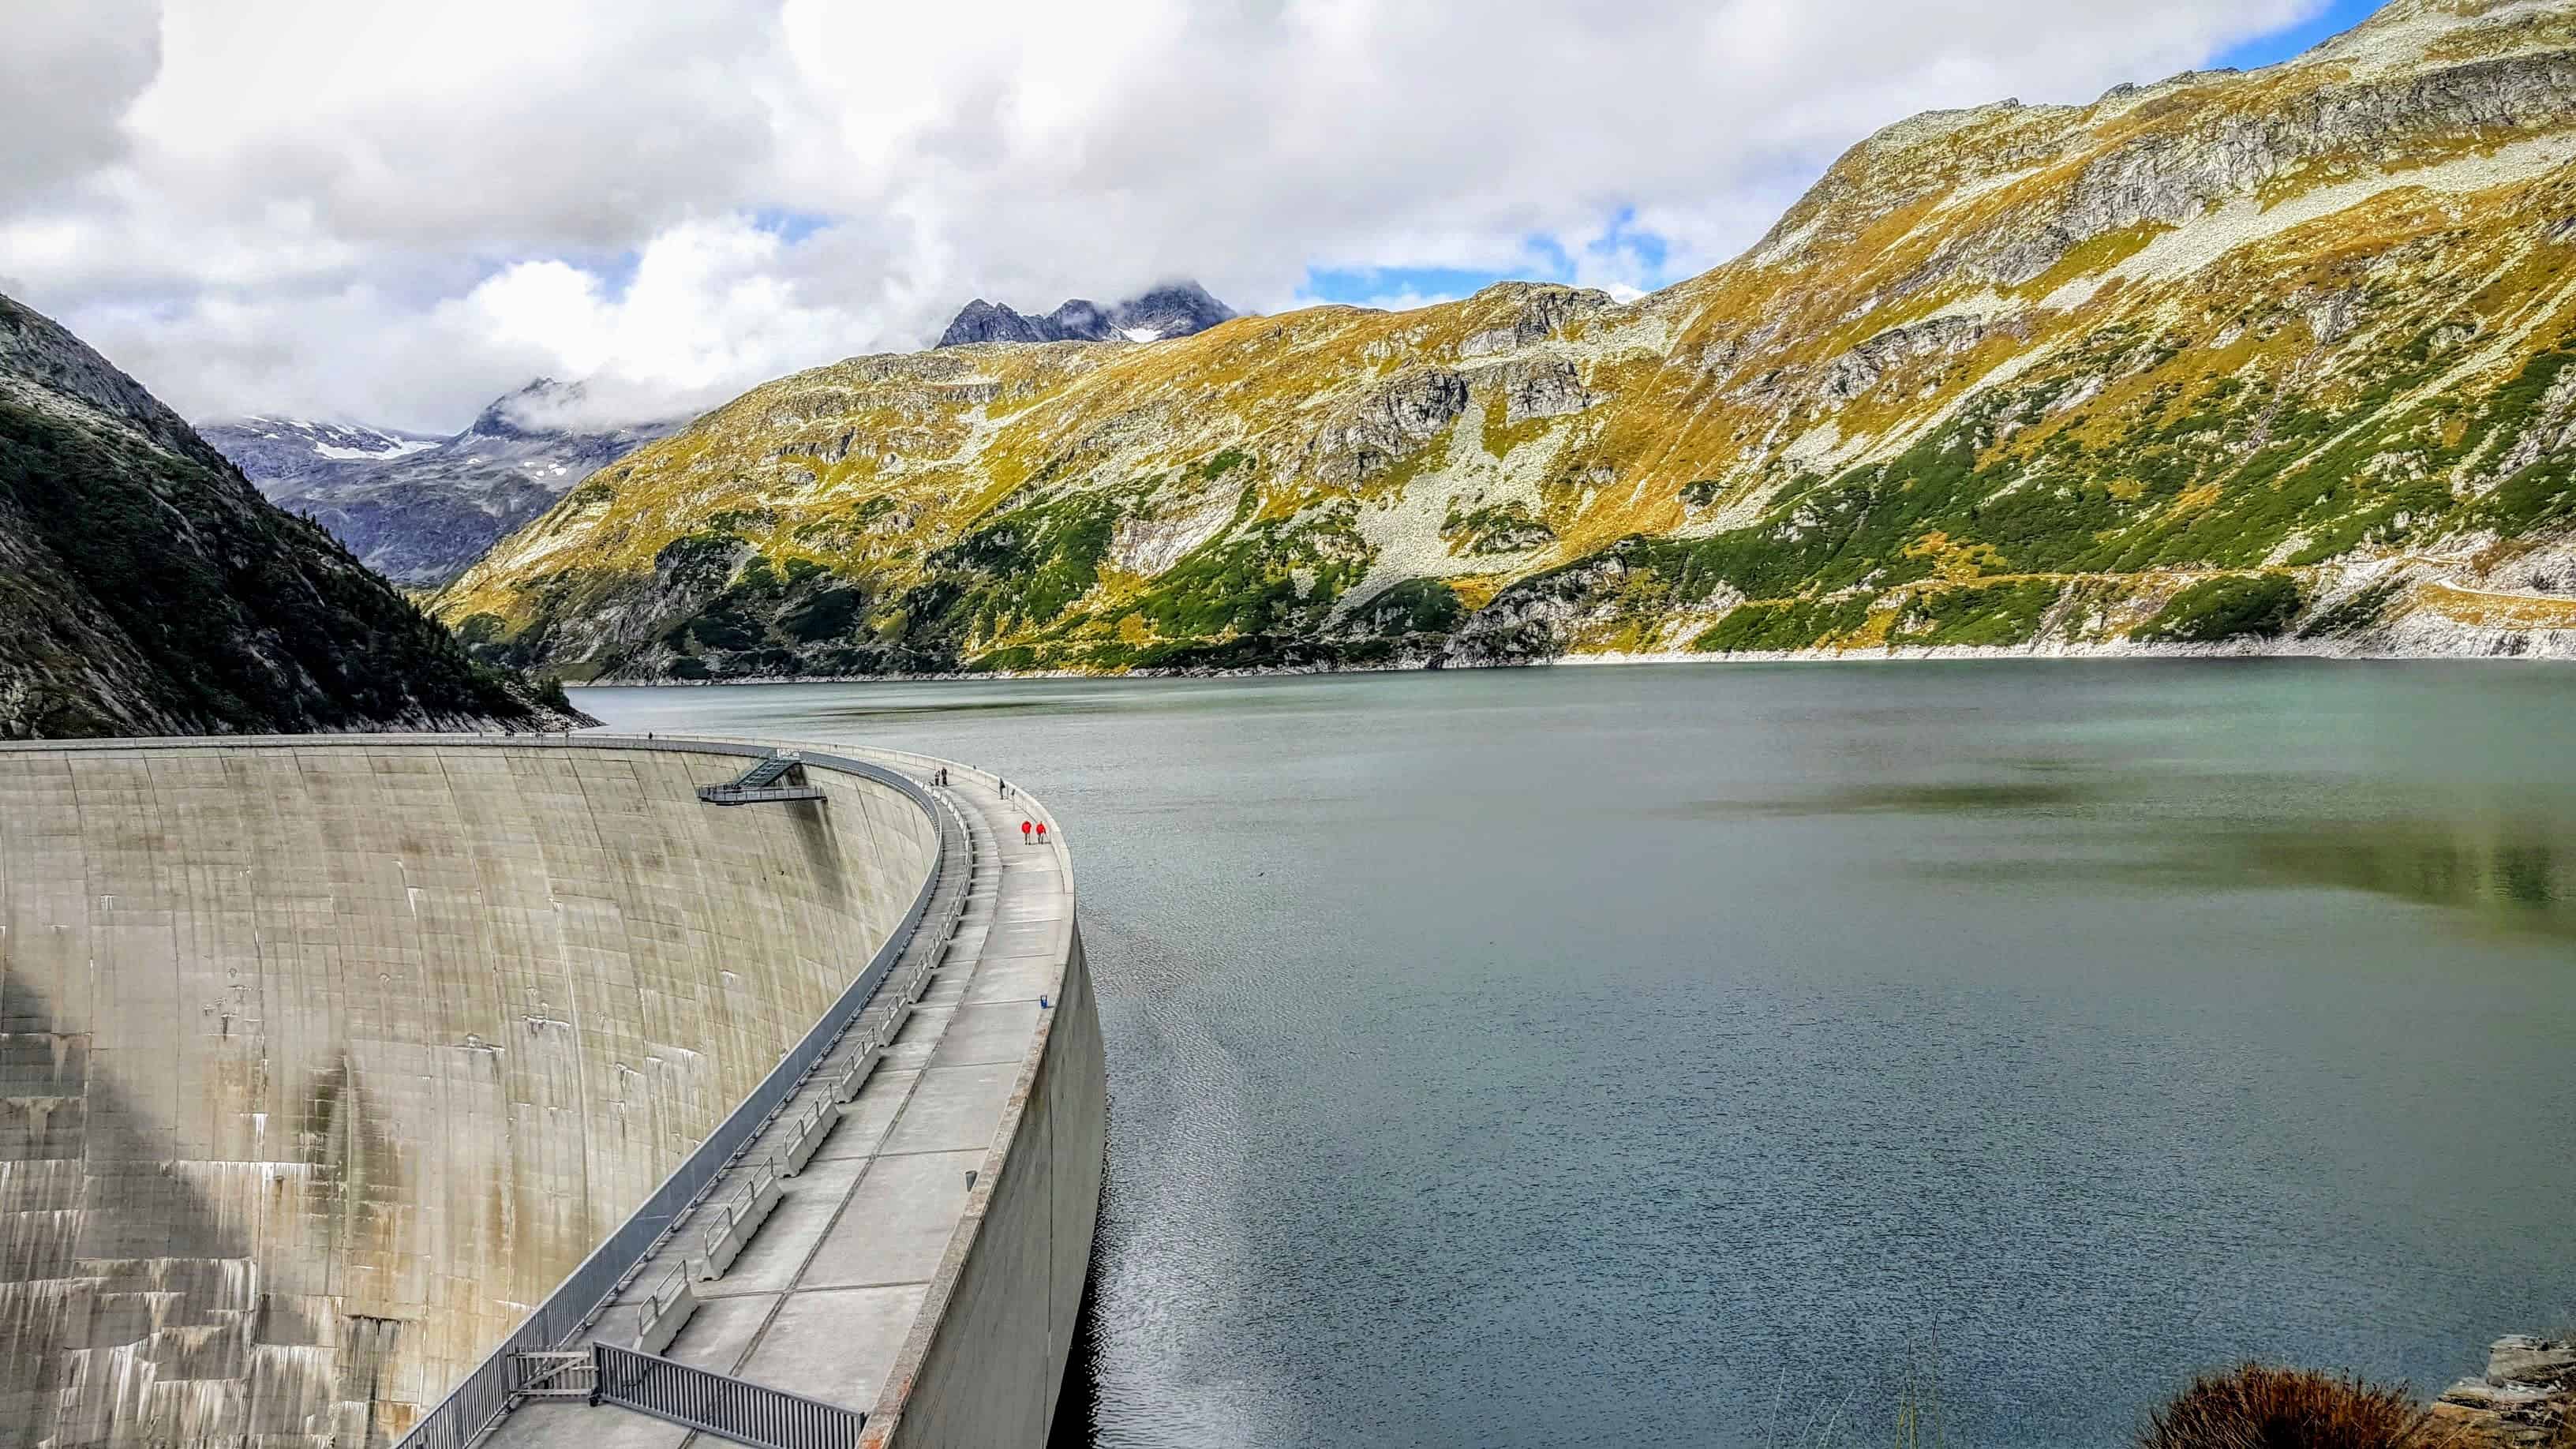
[0,0,2331,432]
[0,0,159,198]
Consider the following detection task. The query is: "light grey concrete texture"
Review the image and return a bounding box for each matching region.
[482,754,1104,1449]
[862,779,1102,1449]
[0,737,940,1449]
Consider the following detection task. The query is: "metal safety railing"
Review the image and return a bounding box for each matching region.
[698,1160,783,1279]
[776,1095,837,1176]
[698,751,826,806]
[390,738,959,1449]
[631,1264,696,1355]
[591,1345,863,1449]
[856,748,1061,864]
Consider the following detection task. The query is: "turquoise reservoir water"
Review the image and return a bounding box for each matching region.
[581,661,2575,1448]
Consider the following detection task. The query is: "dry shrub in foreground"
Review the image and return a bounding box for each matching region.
[2142,1365,2439,1449]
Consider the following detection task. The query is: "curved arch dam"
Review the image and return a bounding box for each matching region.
[0,736,1103,1449]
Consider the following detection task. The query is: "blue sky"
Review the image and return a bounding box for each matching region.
[2215,0,2388,69]
[1300,0,2391,310]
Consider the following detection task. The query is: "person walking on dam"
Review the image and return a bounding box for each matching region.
[1022,819,1032,844]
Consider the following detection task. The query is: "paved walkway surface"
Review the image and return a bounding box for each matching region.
[489,761,1072,1449]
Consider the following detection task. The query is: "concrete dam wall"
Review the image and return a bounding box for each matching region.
[0,739,942,1449]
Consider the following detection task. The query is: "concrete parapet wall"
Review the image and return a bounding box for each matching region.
[870,933,1104,1449]
[868,855,1104,1448]
[0,739,938,1449]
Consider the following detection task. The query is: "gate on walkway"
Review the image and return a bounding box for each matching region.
[559,1344,863,1449]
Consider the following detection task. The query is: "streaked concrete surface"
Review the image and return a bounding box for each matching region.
[490,758,1103,1449]
[0,738,938,1449]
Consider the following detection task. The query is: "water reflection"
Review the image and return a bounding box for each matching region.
[1702,780,2105,815]
[1815,772,2576,940]
[2237,823,2567,930]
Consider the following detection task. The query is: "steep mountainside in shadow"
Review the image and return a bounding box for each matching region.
[0,292,576,737]
[442,0,2576,680]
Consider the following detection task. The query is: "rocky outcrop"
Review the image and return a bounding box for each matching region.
[1439,544,1653,664]
[935,281,1236,347]
[938,298,1055,347]
[2432,1336,2575,1447]
[0,291,575,737]
[1306,368,1469,486]
[1469,356,1597,422]
[1815,316,1989,403]
[1458,283,1617,357]
[1112,283,1238,340]
[1822,8,2576,295]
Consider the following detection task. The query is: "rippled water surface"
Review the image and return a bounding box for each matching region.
[582,661,2576,1449]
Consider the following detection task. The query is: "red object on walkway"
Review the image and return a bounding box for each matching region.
[1035,822,1046,841]
[1021,821,1032,842]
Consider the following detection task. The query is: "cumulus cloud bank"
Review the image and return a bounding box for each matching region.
[0,0,2328,432]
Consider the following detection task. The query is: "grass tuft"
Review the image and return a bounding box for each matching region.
[2139,1365,2433,1449]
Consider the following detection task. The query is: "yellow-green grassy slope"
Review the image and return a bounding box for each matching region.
[440,0,2576,678]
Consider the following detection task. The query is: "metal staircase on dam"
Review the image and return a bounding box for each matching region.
[696,752,827,806]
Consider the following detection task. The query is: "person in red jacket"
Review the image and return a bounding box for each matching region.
[1021,820,1032,844]
[1035,822,1047,844]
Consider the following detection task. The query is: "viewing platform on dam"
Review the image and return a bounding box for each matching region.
[0,733,1099,1449]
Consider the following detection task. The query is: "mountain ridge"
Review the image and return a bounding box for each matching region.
[206,379,683,586]
[936,282,1237,347]
[438,0,2576,680]
[0,291,572,737]
[198,415,445,492]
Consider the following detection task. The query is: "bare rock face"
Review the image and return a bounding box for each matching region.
[936,281,1237,347]
[1459,283,1619,357]
[1818,316,1988,404]
[1482,357,1597,423]
[2432,1336,2576,1447]
[200,416,444,493]
[938,298,1057,346]
[1306,368,1470,486]
[1935,41,2576,291]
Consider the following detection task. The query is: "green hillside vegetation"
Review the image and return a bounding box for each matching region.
[434,1,2576,677]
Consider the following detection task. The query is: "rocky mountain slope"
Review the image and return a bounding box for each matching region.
[440,0,2576,680]
[206,380,681,586]
[936,283,1237,347]
[0,291,575,737]
[199,414,444,492]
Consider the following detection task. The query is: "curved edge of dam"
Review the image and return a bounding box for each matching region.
[0,734,1103,1449]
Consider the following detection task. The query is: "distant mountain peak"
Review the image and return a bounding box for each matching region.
[202,376,683,586]
[468,376,616,439]
[935,281,1237,348]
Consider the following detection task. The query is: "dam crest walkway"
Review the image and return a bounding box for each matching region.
[483,745,1076,1449]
